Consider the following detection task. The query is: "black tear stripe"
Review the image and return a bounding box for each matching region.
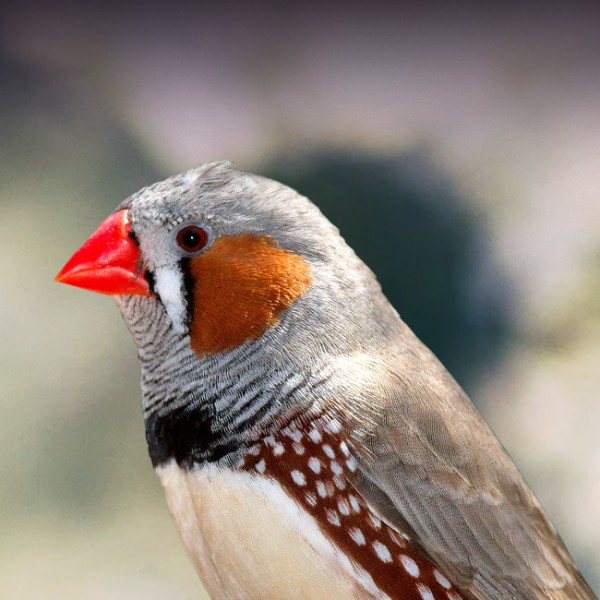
[144,270,156,295]
[180,257,195,327]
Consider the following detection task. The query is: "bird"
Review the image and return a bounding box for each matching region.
[56,161,595,600]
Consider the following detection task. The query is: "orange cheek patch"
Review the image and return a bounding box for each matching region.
[187,234,312,358]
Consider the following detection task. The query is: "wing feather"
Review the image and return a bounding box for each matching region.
[335,330,596,600]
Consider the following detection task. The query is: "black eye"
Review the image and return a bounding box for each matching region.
[176,225,209,253]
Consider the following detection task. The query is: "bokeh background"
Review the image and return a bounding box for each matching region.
[1,3,599,598]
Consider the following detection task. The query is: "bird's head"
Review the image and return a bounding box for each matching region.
[57,162,400,464]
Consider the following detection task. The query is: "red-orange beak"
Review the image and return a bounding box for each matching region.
[55,209,151,296]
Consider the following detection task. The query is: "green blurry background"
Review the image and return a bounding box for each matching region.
[1,4,599,598]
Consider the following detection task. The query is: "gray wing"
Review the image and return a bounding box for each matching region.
[339,329,596,600]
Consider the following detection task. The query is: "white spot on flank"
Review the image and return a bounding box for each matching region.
[348,494,361,513]
[293,442,305,455]
[290,430,303,443]
[346,457,358,472]
[308,429,322,443]
[338,498,350,515]
[339,441,349,456]
[291,470,306,486]
[388,529,406,547]
[316,481,327,498]
[434,569,451,589]
[308,457,321,474]
[368,513,382,529]
[330,461,343,475]
[400,555,420,578]
[416,584,434,600]
[273,442,285,456]
[326,509,341,526]
[255,459,266,474]
[349,527,366,546]
[372,540,392,563]
[323,444,335,459]
[446,592,461,600]
[247,446,260,456]
[333,475,346,490]
[305,492,317,506]
[326,418,342,434]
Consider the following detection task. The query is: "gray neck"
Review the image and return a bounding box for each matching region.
[116,244,403,468]
[116,294,337,468]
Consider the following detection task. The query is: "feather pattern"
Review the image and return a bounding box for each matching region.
[336,325,596,599]
[109,163,596,599]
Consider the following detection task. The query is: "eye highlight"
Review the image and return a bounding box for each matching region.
[176,225,209,254]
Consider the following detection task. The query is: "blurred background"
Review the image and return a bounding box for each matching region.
[1,3,599,598]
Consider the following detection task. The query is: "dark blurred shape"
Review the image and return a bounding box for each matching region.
[264,151,512,394]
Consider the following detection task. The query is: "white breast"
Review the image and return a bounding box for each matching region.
[156,461,387,600]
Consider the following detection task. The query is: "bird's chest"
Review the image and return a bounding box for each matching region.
[156,461,374,599]
[156,419,461,600]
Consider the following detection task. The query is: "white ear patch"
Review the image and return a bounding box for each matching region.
[153,265,188,334]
